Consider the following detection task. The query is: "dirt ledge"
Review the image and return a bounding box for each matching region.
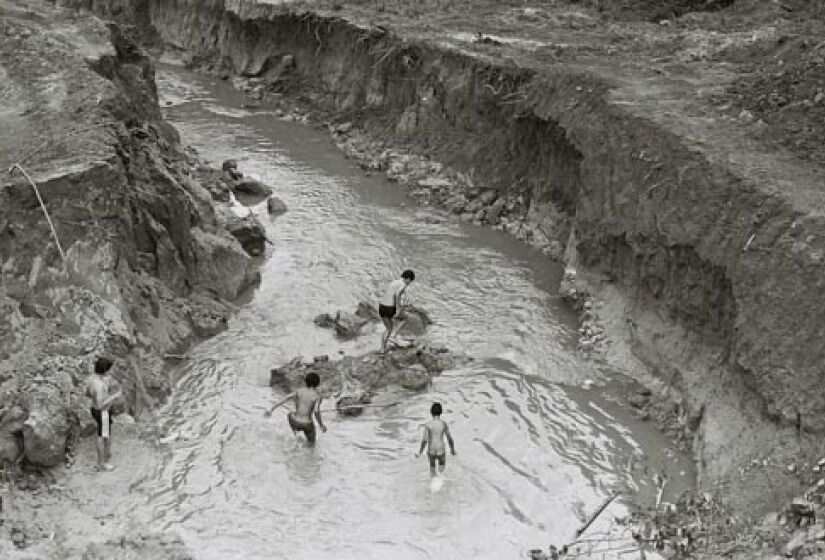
[0,1,266,553]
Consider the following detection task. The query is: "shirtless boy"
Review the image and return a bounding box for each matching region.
[265,372,327,444]
[85,356,122,471]
[415,402,456,476]
[378,269,415,354]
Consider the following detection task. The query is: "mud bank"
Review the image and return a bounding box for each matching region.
[0,1,263,478]
[55,0,825,516]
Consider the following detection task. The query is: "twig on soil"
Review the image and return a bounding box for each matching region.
[7,163,67,265]
[574,492,621,540]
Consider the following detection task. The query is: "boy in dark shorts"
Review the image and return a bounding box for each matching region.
[265,372,327,444]
[378,269,415,354]
[85,357,122,472]
[415,402,456,476]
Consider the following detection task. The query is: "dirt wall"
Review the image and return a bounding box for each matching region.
[0,2,258,469]
[53,0,825,510]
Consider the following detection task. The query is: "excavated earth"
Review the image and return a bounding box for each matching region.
[0,0,269,556]
[4,0,825,557]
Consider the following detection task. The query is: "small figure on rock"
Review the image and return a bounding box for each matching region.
[265,372,327,445]
[85,356,123,472]
[415,402,456,477]
[379,269,416,354]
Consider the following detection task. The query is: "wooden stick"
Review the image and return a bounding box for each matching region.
[575,492,621,539]
[323,402,401,413]
[8,164,67,264]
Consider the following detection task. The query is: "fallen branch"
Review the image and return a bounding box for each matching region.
[575,492,621,539]
[326,401,401,413]
[8,163,67,265]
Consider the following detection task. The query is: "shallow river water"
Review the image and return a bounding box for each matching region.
[123,66,694,560]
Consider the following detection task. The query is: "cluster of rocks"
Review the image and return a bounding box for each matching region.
[313,301,431,340]
[203,159,288,257]
[220,159,273,199]
[559,267,607,354]
[327,122,564,259]
[768,460,825,558]
[270,345,471,414]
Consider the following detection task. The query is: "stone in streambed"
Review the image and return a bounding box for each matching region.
[335,312,368,339]
[484,199,507,224]
[315,302,432,339]
[221,159,243,180]
[336,394,371,417]
[266,194,288,216]
[232,178,272,197]
[399,364,430,390]
[226,215,267,256]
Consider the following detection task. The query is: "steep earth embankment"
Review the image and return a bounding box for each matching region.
[54,0,825,517]
[0,0,260,478]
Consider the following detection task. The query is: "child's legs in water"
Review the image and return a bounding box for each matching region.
[428,454,446,476]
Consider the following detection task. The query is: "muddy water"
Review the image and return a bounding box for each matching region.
[126,66,693,559]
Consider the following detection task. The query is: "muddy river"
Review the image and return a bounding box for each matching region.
[119,65,693,559]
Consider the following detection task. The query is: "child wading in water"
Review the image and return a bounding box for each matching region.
[265,372,327,445]
[416,402,456,476]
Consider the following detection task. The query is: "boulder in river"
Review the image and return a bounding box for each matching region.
[267,194,288,215]
[226,214,267,256]
[484,198,507,225]
[316,301,432,339]
[313,310,368,339]
[232,178,273,197]
[221,159,243,180]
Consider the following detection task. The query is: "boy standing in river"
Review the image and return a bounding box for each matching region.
[415,402,456,476]
[378,269,415,354]
[265,372,327,445]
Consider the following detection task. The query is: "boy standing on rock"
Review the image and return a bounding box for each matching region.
[379,269,415,354]
[265,372,327,445]
[415,402,456,477]
[85,357,122,472]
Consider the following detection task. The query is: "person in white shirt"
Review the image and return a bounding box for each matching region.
[378,269,415,354]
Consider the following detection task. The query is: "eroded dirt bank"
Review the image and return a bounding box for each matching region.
[0,0,267,555]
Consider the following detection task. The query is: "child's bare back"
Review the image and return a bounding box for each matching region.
[416,402,456,476]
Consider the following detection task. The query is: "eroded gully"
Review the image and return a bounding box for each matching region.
[115,64,694,560]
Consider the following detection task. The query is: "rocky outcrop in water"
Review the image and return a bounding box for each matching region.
[270,345,470,414]
[313,301,432,340]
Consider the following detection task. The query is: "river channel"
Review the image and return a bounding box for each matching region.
[121,65,694,560]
